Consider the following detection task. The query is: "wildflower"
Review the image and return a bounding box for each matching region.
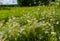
[50,19,53,21]
[52,11,55,14]
[46,22,51,26]
[45,31,49,34]
[27,20,31,23]
[41,10,47,14]
[56,21,59,24]
[0,32,3,35]
[19,28,25,33]
[51,32,56,34]
[9,35,11,38]
[15,38,17,41]
[27,16,30,18]
[9,30,12,33]
[8,18,12,22]
[42,23,46,26]
[37,6,41,8]
[12,17,16,20]
[59,36,60,40]
[42,21,45,23]
[13,22,20,27]
[36,22,40,27]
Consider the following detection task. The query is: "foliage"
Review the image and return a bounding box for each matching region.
[0,6,59,41]
[17,0,55,6]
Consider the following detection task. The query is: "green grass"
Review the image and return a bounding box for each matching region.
[0,6,60,41]
[0,6,56,19]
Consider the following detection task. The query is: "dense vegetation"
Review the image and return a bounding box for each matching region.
[18,0,55,6]
[0,6,59,41]
[0,0,60,41]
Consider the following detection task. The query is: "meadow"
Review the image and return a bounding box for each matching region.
[0,6,60,41]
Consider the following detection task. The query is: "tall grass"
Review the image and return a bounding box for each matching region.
[0,6,60,41]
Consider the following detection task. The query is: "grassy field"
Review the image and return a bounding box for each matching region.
[0,6,60,41]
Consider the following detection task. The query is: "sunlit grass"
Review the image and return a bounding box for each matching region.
[0,6,60,41]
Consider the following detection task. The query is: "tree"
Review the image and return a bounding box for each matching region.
[17,0,55,6]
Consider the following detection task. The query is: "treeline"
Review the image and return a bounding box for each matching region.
[18,0,55,6]
[0,0,55,7]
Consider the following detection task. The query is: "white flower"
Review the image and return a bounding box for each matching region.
[9,30,12,33]
[45,31,49,34]
[27,16,30,18]
[0,32,3,35]
[42,24,46,26]
[12,17,16,20]
[51,32,56,34]
[46,22,50,25]
[15,38,17,41]
[42,21,45,23]
[9,18,12,21]
[27,20,31,23]
[9,35,11,38]
[19,28,25,33]
[52,11,55,14]
[56,21,59,24]
[36,23,41,27]
[50,19,53,21]
[13,22,20,27]
[59,36,60,40]
[41,10,47,14]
